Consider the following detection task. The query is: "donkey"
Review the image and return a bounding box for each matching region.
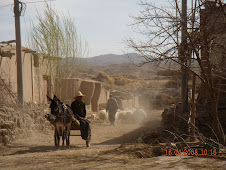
[47,95,76,148]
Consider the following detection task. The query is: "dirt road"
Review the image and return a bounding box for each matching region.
[0,110,225,170]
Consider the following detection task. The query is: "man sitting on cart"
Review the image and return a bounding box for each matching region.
[71,91,90,141]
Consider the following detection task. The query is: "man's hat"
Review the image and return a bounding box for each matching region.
[74,91,85,99]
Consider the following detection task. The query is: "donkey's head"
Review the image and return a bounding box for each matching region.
[47,95,64,116]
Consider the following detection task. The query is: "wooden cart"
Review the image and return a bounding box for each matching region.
[45,114,91,147]
[70,121,91,147]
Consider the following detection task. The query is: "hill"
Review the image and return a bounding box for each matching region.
[84,53,145,66]
[61,53,183,79]
[61,53,144,66]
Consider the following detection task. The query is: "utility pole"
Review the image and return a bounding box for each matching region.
[181,0,188,114]
[14,0,24,106]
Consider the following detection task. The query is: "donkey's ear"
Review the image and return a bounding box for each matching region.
[53,95,59,102]
[47,95,52,102]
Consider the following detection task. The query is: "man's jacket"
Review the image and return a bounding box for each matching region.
[106,97,118,112]
[71,100,86,118]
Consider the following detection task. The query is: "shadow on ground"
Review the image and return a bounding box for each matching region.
[1,144,81,156]
[99,120,161,145]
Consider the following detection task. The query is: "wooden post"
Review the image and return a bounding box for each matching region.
[190,73,196,141]
[181,0,189,114]
[14,0,24,106]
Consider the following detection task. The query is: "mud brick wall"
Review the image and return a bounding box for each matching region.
[91,83,101,112]
[55,78,81,105]
[79,81,95,105]
[55,78,110,112]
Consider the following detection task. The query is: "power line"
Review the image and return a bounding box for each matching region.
[0,0,55,9]
[22,0,56,4]
[0,3,13,9]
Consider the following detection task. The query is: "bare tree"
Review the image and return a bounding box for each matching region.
[27,3,89,78]
[127,0,226,145]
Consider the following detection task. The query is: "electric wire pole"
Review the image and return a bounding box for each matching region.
[181,0,188,114]
[14,0,24,106]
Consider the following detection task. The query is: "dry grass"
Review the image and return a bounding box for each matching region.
[78,73,95,79]
[157,69,181,77]
[165,80,179,88]
[114,77,126,86]
[153,94,178,106]
[112,144,164,158]
[95,72,114,84]
[92,72,148,90]
[111,73,147,90]
[147,79,169,88]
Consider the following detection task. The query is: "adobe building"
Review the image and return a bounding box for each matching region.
[0,43,138,111]
[0,43,108,110]
[0,43,55,105]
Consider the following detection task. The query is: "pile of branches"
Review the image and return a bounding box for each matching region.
[0,75,18,108]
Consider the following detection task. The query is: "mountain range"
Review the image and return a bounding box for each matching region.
[84,53,145,66]
[61,53,144,66]
[60,53,191,79]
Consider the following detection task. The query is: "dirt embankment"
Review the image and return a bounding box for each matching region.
[0,106,52,146]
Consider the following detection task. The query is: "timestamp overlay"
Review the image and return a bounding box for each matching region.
[165,148,217,156]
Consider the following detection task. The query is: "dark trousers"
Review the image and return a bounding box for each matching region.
[79,120,91,140]
[109,110,116,125]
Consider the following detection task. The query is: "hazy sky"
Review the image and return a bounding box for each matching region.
[0,0,148,57]
[1,0,205,57]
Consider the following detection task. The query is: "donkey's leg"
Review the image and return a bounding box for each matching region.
[57,133,60,148]
[66,125,71,148]
[61,126,65,147]
[66,134,69,148]
[54,128,57,147]
[55,127,60,148]
[67,133,70,148]
[65,125,68,147]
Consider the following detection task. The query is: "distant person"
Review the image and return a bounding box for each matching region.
[71,91,90,142]
[106,94,118,126]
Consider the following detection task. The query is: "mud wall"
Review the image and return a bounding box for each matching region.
[0,47,17,96]
[91,83,101,112]
[98,88,109,105]
[22,53,32,103]
[55,78,81,105]
[0,46,55,105]
[0,50,34,103]
[0,45,109,111]
[33,55,56,104]
[55,78,107,112]
[79,80,95,105]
